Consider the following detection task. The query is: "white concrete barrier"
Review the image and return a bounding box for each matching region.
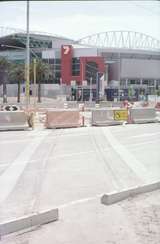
[0,111,29,131]
[130,107,158,123]
[95,104,100,108]
[99,101,112,108]
[67,101,78,109]
[46,109,81,129]
[0,208,58,236]
[84,101,96,110]
[101,181,160,205]
[92,108,128,126]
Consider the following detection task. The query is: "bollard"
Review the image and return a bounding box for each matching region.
[27,112,35,129]
[64,103,68,109]
[81,104,85,127]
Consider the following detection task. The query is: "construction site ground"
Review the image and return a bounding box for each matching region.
[0,123,160,244]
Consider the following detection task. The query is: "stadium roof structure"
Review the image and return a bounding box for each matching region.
[77,31,160,51]
[0,27,160,53]
[0,26,74,50]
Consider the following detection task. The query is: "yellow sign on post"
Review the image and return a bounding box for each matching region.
[114,110,128,121]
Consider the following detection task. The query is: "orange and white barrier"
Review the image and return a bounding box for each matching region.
[45,109,81,129]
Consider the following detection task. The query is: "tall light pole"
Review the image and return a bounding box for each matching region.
[89,77,92,102]
[33,58,37,107]
[26,0,30,107]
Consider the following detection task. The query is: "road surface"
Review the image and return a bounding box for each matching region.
[0,123,160,243]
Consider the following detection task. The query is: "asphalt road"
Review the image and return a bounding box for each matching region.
[1,123,160,243]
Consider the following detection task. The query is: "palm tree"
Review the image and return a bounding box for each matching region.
[30,59,51,103]
[9,63,25,103]
[0,57,10,103]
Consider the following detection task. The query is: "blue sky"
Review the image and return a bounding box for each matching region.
[0,1,160,40]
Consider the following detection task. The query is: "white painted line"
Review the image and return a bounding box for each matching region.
[102,127,155,183]
[0,131,50,204]
[131,132,160,138]
[101,180,160,205]
[0,149,96,169]
[53,150,95,159]
[0,139,31,145]
[58,194,102,209]
[127,138,160,148]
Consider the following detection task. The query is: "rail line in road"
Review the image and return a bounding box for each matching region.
[0,131,51,205]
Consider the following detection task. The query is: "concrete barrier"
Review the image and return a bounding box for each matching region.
[130,107,158,123]
[67,101,78,109]
[101,181,160,205]
[0,111,29,131]
[111,102,123,108]
[92,108,128,126]
[0,208,58,236]
[46,109,81,129]
[99,101,110,108]
[84,101,96,110]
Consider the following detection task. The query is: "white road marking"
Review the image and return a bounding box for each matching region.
[102,127,156,183]
[0,131,50,204]
[127,139,160,148]
[131,132,160,138]
[0,139,31,145]
[57,194,102,209]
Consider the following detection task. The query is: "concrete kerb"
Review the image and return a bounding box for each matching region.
[101,181,160,205]
[0,208,58,237]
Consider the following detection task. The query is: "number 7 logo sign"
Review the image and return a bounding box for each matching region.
[63,46,70,55]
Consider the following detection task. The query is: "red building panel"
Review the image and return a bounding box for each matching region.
[61,45,105,85]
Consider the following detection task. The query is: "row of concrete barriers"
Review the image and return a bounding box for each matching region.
[0,107,159,131]
[45,107,159,128]
[92,107,158,126]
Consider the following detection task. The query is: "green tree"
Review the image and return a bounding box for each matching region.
[9,63,25,103]
[0,57,10,103]
[30,59,51,103]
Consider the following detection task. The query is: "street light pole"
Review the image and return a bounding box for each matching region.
[89,77,92,102]
[33,58,37,107]
[26,0,30,107]
[96,72,99,103]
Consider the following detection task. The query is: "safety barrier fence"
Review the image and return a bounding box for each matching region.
[0,105,158,131]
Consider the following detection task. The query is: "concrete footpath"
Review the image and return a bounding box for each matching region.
[0,124,160,243]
